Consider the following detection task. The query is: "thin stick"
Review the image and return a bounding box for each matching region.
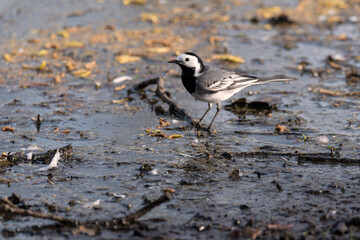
[110,192,172,225]
[156,77,195,124]
[0,199,76,225]
[129,76,196,125]
[233,151,360,164]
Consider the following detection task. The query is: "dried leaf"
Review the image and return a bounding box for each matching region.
[168,134,183,139]
[72,69,91,78]
[54,73,65,83]
[2,126,14,133]
[161,188,176,193]
[158,118,170,128]
[112,98,130,104]
[257,6,282,19]
[44,42,60,49]
[141,12,159,24]
[72,225,98,237]
[57,30,69,38]
[89,33,109,44]
[65,26,91,34]
[37,49,48,56]
[3,53,14,63]
[267,224,294,230]
[114,85,126,91]
[275,124,290,133]
[22,60,47,70]
[115,55,141,64]
[85,61,97,70]
[213,15,230,22]
[149,132,167,138]
[146,47,170,53]
[123,0,146,6]
[212,54,245,63]
[65,41,85,48]
[62,129,70,134]
[264,24,272,30]
[209,36,225,45]
[65,61,75,71]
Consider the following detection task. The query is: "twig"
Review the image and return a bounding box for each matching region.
[233,151,360,164]
[235,130,303,136]
[156,77,195,124]
[129,77,196,125]
[0,176,14,183]
[0,198,76,225]
[0,191,173,231]
[131,77,159,91]
[108,191,172,226]
[297,155,360,164]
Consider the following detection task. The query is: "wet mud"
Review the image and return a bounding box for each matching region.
[0,0,360,239]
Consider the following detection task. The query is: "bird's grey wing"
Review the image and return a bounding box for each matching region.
[197,67,258,93]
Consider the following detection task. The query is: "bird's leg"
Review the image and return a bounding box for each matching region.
[194,103,212,129]
[207,103,221,130]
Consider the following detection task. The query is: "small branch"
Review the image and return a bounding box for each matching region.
[0,198,76,226]
[131,77,160,92]
[129,77,196,125]
[156,77,195,125]
[0,191,173,232]
[233,151,360,164]
[235,130,303,136]
[110,191,172,226]
[298,155,360,164]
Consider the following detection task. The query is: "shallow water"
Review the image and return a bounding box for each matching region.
[1,0,360,239]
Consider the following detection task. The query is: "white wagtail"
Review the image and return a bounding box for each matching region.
[168,52,296,130]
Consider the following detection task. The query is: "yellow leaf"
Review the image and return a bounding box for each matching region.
[114,85,126,91]
[141,12,159,24]
[85,61,97,70]
[153,28,164,34]
[22,60,47,70]
[327,15,342,23]
[38,60,47,70]
[65,41,84,48]
[214,15,230,22]
[212,54,245,63]
[72,69,91,78]
[65,61,75,71]
[264,24,272,30]
[257,6,282,19]
[3,53,14,63]
[112,98,130,104]
[57,30,69,38]
[37,49,48,56]
[115,55,140,64]
[146,47,170,53]
[168,134,183,139]
[123,0,146,6]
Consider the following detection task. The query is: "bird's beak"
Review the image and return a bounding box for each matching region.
[168,59,178,64]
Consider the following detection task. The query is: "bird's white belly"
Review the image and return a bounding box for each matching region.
[192,88,242,103]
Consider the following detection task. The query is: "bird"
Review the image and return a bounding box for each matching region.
[168,52,296,130]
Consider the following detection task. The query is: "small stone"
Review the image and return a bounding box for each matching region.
[334,222,347,235]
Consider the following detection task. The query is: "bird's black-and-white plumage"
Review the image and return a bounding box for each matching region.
[168,52,296,130]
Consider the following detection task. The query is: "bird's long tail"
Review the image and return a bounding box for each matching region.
[256,75,297,83]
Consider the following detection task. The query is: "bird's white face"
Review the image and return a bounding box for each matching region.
[175,53,199,68]
[173,53,203,77]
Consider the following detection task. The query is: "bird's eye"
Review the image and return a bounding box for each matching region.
[185,58,190,62]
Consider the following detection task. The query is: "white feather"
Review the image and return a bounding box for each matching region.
[39,149,61,171]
